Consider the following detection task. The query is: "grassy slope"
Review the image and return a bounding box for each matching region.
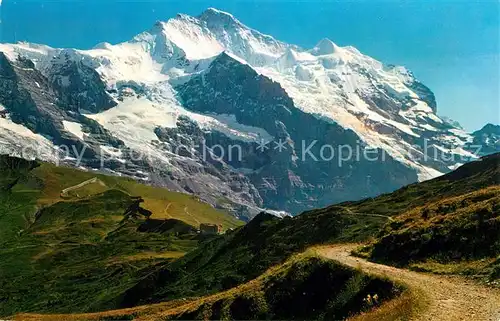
[16,251,403,321]
[32,162,242,229]
[355,186,500,283]
[350,154,500,283]
[0,156,241,316]
[370,186,499,262]
[118,210,386,308]
[121,154,500,309]
[164,254,401,321]
[333,152,500,216]
[3,153,498,317]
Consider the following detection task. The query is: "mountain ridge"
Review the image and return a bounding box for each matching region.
[0,8,497,218]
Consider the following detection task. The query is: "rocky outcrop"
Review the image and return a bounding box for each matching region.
[176,53,417,213]
[49,50,117,113]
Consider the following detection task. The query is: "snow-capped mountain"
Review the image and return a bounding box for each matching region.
[0,8,494,219]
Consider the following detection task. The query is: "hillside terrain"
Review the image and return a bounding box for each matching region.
[0,155,242,228]
[117,211,385,308]
[111,153,500,317]
[1,153,499,319]
[0,155,241,316]
[345,153,500,283]
[0,153,392,319]
[328,151,500,216]
[15,251,404,321]
[63,154,500,317]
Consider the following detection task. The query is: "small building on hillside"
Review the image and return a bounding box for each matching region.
[199,223,223,235]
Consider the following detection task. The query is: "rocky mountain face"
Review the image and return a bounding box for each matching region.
[0,8,496,219]
[468,124,500,156]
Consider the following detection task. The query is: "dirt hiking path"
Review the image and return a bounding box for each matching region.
[318,244,500,321]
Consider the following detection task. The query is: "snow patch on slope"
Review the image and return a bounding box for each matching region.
[87,94,273,146]
[62,120,85,140]
[0,42,56,70]
[0,116,57,161]
[85,97,175,146]
[161,18,224,60]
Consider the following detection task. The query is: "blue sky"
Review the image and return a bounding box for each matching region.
[0,0,498,131]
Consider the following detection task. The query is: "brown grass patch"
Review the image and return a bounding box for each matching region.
[106,251,186,266]
[348,288,425,321]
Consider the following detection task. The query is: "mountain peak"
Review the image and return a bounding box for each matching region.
[276,48,300,70]
[311,38,341,56]
[198,7,240,25]
[476,123,500,134]
[204,7,233,15]
[150,20,167,34]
